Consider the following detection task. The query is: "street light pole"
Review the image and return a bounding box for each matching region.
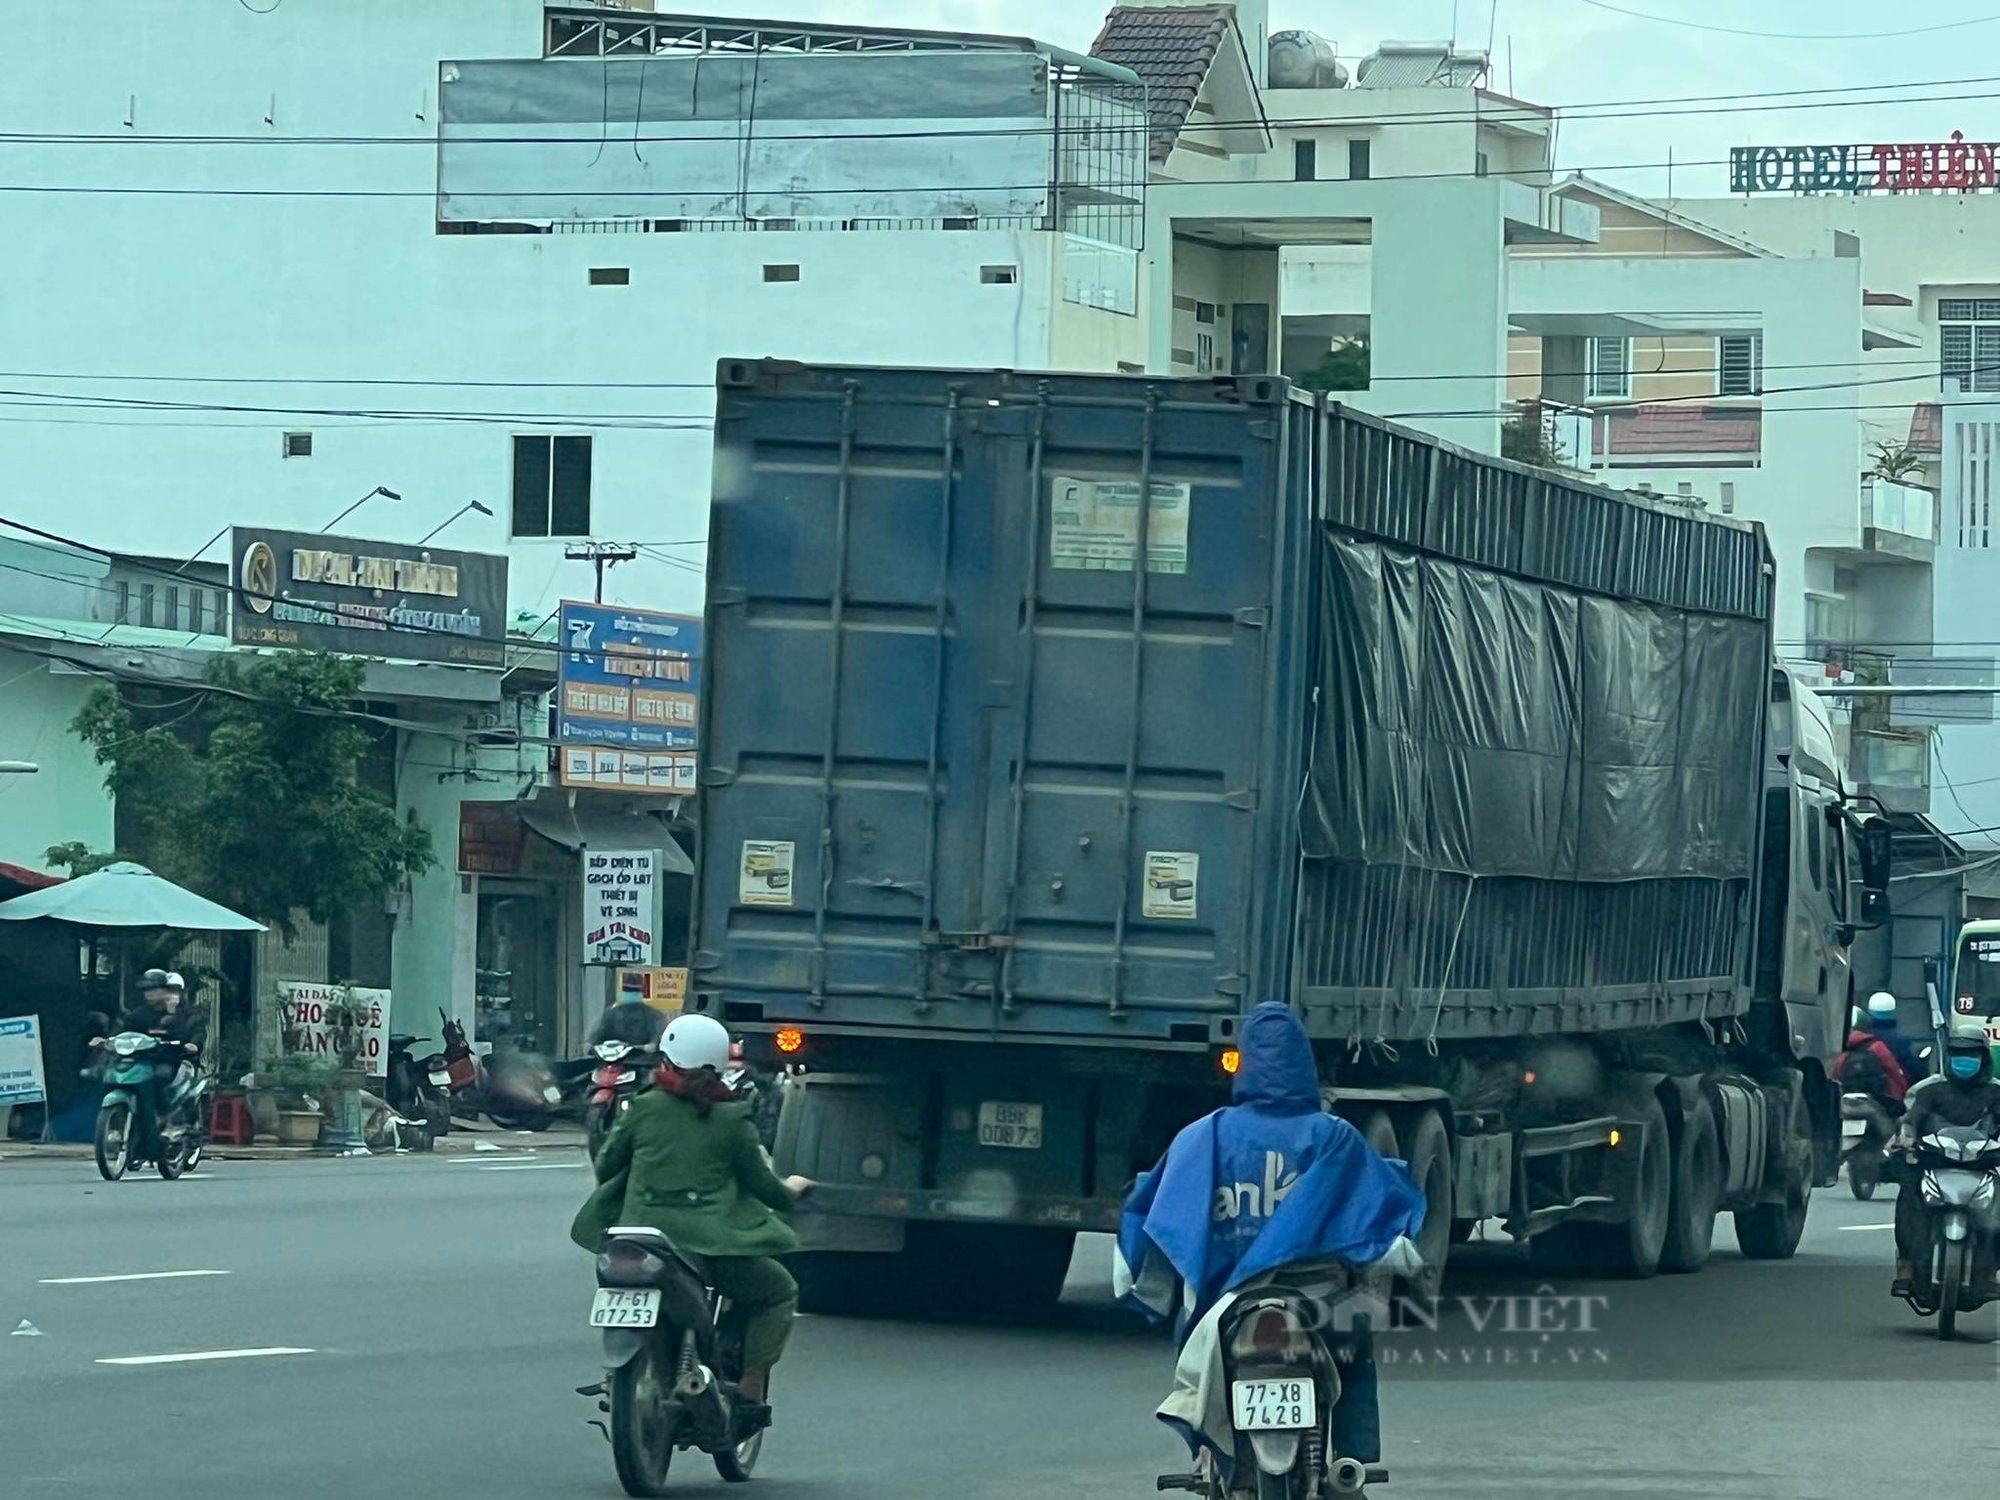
[320,485,403,533]
[418,500,495,546]
[0,762,39,774]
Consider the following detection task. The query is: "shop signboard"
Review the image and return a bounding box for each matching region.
[0,1016,47,1106]
[279,982,392,1079]
[230,525,509,668]
[583,849,659,966]
[556,601,700,793]
[616,966,689,1016]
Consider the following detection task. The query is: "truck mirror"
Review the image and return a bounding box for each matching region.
[1859,819,1893,890]
[1861,888,1891,925]
[1924,956,1942,992]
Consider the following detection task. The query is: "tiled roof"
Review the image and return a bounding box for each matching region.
[1091,5,1236,164]
[1602,403,1762,456]
[1909,401,1943,455]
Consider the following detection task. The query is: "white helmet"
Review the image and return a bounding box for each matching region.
[1867,991,1898,1020]
[660,1013,731,1074]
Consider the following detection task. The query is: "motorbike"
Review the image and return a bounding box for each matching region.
[1158,1278,1387,1500]
[437,1009,562,1130]
[587,1040,659,1163]
[1841,1091,1896,1200]
[583,1225,769,1495]
[91,1031,212,1183]
[385,1031,454,1147]
[723,1044,781,1150]
[1898,1122,2000,1340]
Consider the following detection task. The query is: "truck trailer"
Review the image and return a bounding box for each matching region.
[688,362,1890,1311]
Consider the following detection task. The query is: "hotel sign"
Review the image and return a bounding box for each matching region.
[230,525,509,667]
[1732,132,2000,194]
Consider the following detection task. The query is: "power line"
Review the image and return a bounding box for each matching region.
[1575,0,2000,42]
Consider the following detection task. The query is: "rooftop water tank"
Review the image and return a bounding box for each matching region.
[1267,30,1348,90]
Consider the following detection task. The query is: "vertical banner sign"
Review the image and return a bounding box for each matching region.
[279,983,392,1078]
[584,849,659,966]
[556,602,702,793]
[0,1016,48,1106]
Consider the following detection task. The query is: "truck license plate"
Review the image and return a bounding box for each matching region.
[977,1101,1043,1149]
[589,1289,660,1328]
[1230,1378,1316,1432]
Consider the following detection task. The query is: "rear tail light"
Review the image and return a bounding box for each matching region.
[1233,1305,1303,1362]
[775,1028,805,1056]
[596,1243,667,1283]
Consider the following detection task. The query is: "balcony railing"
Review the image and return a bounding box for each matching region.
[1861,476,1938,544]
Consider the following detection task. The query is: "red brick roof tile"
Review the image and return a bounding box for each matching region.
[1603,403,1761,456]
[1091,5,1236,165]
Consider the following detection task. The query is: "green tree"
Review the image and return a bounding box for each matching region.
[1297,337,1370,393]
[1869,439,1925,482]
[1502,411,1569,470]
[62,652,435,939]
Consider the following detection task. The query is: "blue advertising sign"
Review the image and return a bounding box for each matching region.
[0,1015,47,1107]
[556,602,702,794]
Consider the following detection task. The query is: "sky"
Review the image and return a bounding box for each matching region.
[715,0,2000,199]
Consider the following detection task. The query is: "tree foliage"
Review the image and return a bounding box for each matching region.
[1502,411,1569,470]
[61,652,435,939]
[1297,338,1371,393]
[1869,439,1925,482]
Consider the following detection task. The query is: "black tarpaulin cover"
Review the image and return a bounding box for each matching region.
[1305,532,1765,882]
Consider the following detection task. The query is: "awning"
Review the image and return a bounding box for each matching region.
[518,798,694,875]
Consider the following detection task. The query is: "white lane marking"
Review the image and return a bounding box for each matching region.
[97,1347,314,1367]
[448,1154,540,1165]
[481,1162,583,1172]
[41,1270,230,1286]
[1838,1222,1897,1232]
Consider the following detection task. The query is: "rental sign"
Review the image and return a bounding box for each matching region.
[1732,132,2000,194]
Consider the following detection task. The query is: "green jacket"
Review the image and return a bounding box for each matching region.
[571,1088,798,1259]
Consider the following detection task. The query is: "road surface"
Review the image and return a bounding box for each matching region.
[4,1148,1994,1500]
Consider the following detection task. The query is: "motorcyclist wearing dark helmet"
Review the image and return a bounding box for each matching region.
[1892,1019,2000,1297]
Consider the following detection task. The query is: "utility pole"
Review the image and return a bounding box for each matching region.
[565,543,639,603]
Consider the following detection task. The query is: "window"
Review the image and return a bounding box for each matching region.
[980,265,1018,285]
[211,589,226,634]
[1476,150,1490,178]
[282,431,312,459]
[762,264,800,283]
[1196,331,1216,373]
[588,267,630,286]
[1294,139,1317,181]
[115,581,129,625]
[1940,298,2000,392]
[511,435,592,538]
[1348,139,1371,180]
[163,586,179,631]
[188,589,204,635]
[140,583,156,628]
[1587,336,1631,399]
[1719,333,1763,396]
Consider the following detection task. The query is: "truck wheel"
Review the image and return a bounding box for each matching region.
[1734,1109,1811,1261]
[1357,1110,1399,1161]
[1659,1094,1721,1274]
[1401,1110,1453,1301]
[1600,1098,1671,1279]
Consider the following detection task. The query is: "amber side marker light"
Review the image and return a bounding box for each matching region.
[775,1028,805,1055]
[1219,1048,1241,1076]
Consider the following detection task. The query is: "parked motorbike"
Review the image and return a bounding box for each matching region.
[1158,1278,1386,1500]
[91,1031,212,1183]
[1898,1122,2000,1340]
[385,1032,453,1146]
[583,1225,769,1495]
[587,1041,658,1163]
[1841,1091,1896,1200]
[437,1009,561,1130]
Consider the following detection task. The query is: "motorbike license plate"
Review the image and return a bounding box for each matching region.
[977,1101,1043,1149]
[589,1289,661,1328]
[1230,1378,1317,1432]
[428,1070,452,1087]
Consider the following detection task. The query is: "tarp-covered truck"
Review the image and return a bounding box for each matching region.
[688,361,1890,1311]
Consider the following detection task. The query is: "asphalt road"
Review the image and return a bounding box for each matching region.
[4,1148,1997,1500]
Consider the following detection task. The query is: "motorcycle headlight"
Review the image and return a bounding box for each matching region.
[112,1035,143,1057]
[1923,1171,1945,1203]
[595,1041,630,1061]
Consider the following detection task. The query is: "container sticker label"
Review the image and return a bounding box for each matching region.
[1143,851,1199,920]
[1049,477,1191,574]
[740,840,796,907]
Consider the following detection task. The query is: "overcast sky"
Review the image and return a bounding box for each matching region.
[724,0,2000,198]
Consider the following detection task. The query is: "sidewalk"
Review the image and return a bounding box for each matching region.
[1,1120,588,1164]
